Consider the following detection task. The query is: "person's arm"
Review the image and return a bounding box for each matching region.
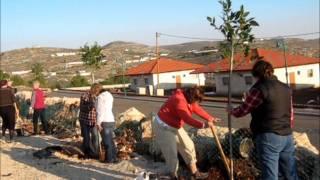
[191,103,215,122]
[176,99,204,128]
[96,96,104,126]
[30,91,35,108]
[230,88,263,118]
[11,91,19,116]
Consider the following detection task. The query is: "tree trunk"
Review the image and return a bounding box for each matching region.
[227,41,235,180]
[91,71,95,84]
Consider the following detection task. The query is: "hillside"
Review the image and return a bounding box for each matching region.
[0,38,318,84]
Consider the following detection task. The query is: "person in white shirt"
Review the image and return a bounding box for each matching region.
[96,89,118,163]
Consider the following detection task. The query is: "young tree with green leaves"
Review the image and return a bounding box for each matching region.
[80,42,105,84]
[207,0,259,178]
[31,63,46,85]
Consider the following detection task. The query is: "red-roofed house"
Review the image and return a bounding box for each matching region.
[126,58,206,91]
[192,48,320,95]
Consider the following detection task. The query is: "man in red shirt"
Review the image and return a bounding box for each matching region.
[155,86,219,179]
[30,81,49,135]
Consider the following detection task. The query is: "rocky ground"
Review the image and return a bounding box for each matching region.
[0,135,166,180]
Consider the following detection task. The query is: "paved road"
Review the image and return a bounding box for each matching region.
[51,90,320,148]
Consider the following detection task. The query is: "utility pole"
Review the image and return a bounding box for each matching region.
[277,39,289,85]
[156,32,160,89]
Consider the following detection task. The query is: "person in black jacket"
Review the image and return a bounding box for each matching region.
[228,60,297,180]
[0,80,20,143]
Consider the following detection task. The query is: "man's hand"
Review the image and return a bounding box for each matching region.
[207,121,215,128]
[96,124,102,132]
[29,107,34,114]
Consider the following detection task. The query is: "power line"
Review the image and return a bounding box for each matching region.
[158,32,320,41]
[158,33,223,41]
[259,32,320,39]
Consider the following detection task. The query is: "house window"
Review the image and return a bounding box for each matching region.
[307,69,313,77]
[297,71,300,75]
[144,78,149,85]
[183,74,186,77]
[172,75,176,78]
[133,78,137,85]
[245,76,253,85]
[222,77,229,86]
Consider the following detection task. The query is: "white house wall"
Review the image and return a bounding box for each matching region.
[152,70,205,90]
[129,70,205,90]
[215,72,254,95]
[129,74,154,90]
[215,63,320,95]
[274,64,320,88]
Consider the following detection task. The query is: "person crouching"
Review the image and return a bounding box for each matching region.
[155,86,219,179]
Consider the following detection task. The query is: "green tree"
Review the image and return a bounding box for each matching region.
[0,70,10,80]
[11,75,25,86]
[101,76,129,85]
[70,75,89,87]
[80,42,105,84]
[207,0,259,178]
[31,63,46,85]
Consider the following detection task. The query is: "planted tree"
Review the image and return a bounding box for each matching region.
[31,63,46,85]
[80,42,105,84]
[207,0,259,178]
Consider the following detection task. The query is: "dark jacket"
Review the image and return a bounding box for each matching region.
[250,77,292,136]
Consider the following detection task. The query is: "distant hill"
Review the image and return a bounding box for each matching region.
[1,38,318,83]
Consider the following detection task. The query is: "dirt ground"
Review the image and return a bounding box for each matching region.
[0,135,166,180]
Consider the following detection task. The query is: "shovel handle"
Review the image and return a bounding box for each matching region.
[210,126,231,176]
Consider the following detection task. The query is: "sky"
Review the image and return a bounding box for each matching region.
[1,0,319,51]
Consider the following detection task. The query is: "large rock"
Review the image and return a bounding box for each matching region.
[116,107,146,127]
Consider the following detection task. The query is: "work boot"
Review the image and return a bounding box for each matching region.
[191,171,208,180]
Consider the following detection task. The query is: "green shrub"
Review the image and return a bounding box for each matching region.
[101,76,129,85]
[11,75,25,86]
[0,70,10,80]
[70,75,89,87]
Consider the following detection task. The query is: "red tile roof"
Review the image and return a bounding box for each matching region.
[192,48,320,74]
[126,58,204,76]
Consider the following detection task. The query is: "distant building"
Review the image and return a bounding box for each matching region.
[126,58,205,90]
[77,70,91,76]
[11,70,32,75]
[66,61,84,68]
[51,52,77,57]
[192,48,320,95]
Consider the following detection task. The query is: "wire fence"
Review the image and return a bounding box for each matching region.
[12,92,320,179]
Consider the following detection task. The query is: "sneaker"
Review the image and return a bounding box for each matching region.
[191,171,209,180]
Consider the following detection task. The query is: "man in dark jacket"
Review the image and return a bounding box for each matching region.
[228,60,297,180]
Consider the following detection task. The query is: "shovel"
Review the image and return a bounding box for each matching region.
[210,126,231,177]
[97,128,105,162]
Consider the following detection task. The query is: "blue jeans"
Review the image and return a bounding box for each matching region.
[255,133,298,180]
[81,124,99,158]
[101,122,117,163]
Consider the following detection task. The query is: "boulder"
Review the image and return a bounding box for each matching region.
[116,107,146,127]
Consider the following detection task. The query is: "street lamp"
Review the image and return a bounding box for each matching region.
[122,49,129,96]
[276,38,289,85]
